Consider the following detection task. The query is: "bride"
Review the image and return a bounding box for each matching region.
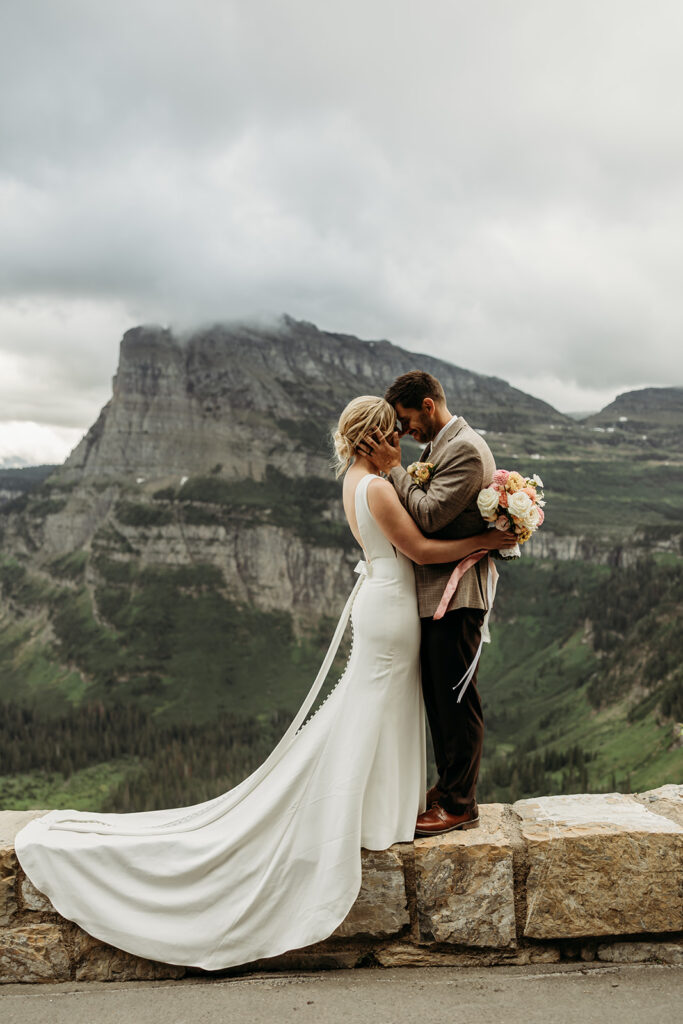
[15,396,515,970]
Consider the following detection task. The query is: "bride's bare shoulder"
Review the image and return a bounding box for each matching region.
[366,475,393,491]
[365,476,399,511]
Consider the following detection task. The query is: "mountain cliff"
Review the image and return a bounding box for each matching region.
[0,316,569,622]
[60,316,567,482]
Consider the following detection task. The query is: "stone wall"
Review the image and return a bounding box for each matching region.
[2,787,681,983]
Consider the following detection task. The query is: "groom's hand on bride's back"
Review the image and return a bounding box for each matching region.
[358,429,402,473]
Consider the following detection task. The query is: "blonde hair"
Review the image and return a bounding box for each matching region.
[332,395,397,478]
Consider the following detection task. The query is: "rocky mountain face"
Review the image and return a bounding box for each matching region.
[526,529,681,567]
[59,316,567,483]
[0,316,569,624]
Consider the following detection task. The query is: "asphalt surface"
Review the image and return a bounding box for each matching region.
[2,963,683,1024]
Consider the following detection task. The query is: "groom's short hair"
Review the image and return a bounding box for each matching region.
[385,371,446,410]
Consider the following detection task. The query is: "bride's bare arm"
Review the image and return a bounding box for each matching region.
[366,477,515,565]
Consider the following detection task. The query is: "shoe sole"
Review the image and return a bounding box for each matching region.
[414,816,480,837]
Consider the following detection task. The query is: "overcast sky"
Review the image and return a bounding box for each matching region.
[1,0,682,464]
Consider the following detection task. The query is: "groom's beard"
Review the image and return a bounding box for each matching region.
[396,408,436,445]
[412,413,436,445]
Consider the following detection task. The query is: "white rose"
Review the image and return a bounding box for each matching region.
[521,505,541,530]
[507,490,533,520]
[477,486,500,521]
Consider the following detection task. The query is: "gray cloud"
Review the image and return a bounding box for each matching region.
[1,0,682,459]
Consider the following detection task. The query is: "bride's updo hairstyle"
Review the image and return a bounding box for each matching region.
[333,396,396,478]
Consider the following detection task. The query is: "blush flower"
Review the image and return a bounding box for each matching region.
[478,468,548,546]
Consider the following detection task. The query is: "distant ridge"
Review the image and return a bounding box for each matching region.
[589,385,682,418]
[0,464,57,504]
[585,386,683,447]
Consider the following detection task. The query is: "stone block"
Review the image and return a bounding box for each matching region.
[635,784,683,828]
[0,809,51,851]
[18,872,55,913]
[597,941,683,965]
[333,847,410,938]
[65,925,185,982]
[0,923,70,983]
[413,804,517,948]
[0,874,17,929]
[514,793,683,939]
[0,811,52,927]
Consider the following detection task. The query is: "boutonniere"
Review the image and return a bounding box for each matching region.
[406,461,436,487]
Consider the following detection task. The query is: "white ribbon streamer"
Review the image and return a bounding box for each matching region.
[452,554,498,703]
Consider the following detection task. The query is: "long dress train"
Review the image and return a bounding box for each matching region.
[14,475,426,970]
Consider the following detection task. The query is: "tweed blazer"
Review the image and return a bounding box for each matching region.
[388,417,496,618]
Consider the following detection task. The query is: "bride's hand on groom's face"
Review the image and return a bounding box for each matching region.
[358,429,402,472]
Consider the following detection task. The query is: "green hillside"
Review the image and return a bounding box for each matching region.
[2,548,680,811]
[478,557,683,802]
[1,516,680,813]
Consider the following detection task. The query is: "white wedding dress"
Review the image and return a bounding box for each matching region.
[15,474,426,970]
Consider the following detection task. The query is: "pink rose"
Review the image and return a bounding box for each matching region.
[498,490,508,508]
[523,486,537,501]
[536,507,545,526]
[492,469,510,485]
[495,515,511,531]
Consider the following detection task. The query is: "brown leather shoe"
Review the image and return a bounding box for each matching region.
[426,785,440,809]
[414,802,479,837]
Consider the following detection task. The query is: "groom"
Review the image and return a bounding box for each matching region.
[360,370,495,836]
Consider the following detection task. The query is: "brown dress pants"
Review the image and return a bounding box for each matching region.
[419,607,485,815]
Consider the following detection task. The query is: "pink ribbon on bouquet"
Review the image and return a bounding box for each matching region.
[432,549,489,621]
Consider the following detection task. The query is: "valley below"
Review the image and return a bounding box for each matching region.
[1,318,681,811]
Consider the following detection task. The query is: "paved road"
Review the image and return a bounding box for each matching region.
[2,963,682,1024]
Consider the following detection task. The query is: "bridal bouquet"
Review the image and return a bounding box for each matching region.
[477,470,546,558]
